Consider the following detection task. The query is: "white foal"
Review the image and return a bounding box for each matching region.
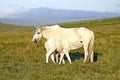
[45,37,83,64]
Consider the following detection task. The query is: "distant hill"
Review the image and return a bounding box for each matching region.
[14,7,120,19]
[0,7,120,26]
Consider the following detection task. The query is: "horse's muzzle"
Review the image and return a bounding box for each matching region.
[33,39,38,45]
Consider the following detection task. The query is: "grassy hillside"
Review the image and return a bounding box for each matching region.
[0,17,120,80]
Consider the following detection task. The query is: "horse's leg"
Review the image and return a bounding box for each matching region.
[87,54,90,62]
[89,39,94,63]
[55,52,59,63]
[90,51,94,62]
[59,53,64,64]
[87,38,94,63]
[50,54,55,63]
[83,44,89,63]
[62,58,65,64]
[87,48,93,63]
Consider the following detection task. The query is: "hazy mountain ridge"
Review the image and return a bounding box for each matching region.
[15,7,120,19]
[0,7,120,25]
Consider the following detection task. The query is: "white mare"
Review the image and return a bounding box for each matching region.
[45,37,83,64]
[32,25,94,63]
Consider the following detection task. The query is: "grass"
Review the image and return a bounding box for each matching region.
[0,17,120,80]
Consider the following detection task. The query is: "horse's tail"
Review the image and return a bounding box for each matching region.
[88,31,94,62]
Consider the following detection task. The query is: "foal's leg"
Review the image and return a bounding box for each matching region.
[55,50,59,63]
[59,53,64,64]
[50,54,55,63]
[56,53,65,64]
[63,50,71,64]
[46,49,55,63]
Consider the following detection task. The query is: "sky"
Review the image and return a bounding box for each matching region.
[0,0,120,18]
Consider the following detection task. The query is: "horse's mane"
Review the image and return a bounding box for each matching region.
[45,25,61,28]
[39,25,61,31]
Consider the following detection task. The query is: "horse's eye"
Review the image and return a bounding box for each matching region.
[37,32,40,34]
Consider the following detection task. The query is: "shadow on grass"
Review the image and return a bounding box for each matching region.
[68,52,103,62]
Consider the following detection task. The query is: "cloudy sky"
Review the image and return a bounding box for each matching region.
[0,0,120,18]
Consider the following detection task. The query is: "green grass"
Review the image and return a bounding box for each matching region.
[0,17,120,80]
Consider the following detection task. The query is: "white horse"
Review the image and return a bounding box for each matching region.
[32,25,94,63]
[45,37,83,64]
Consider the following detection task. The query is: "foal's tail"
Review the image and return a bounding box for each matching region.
[88,31,94,62]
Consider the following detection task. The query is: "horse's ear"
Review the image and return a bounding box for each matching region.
[34,25,38,28]
[39,26,46,31]
[32,25,37,34]
[34,25,46,31]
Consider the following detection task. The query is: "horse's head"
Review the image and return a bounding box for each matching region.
[32,26,42,45]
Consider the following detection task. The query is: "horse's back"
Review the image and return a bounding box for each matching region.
[76,27,94,39]
[44,26,94,45]
[44,27,80,42]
